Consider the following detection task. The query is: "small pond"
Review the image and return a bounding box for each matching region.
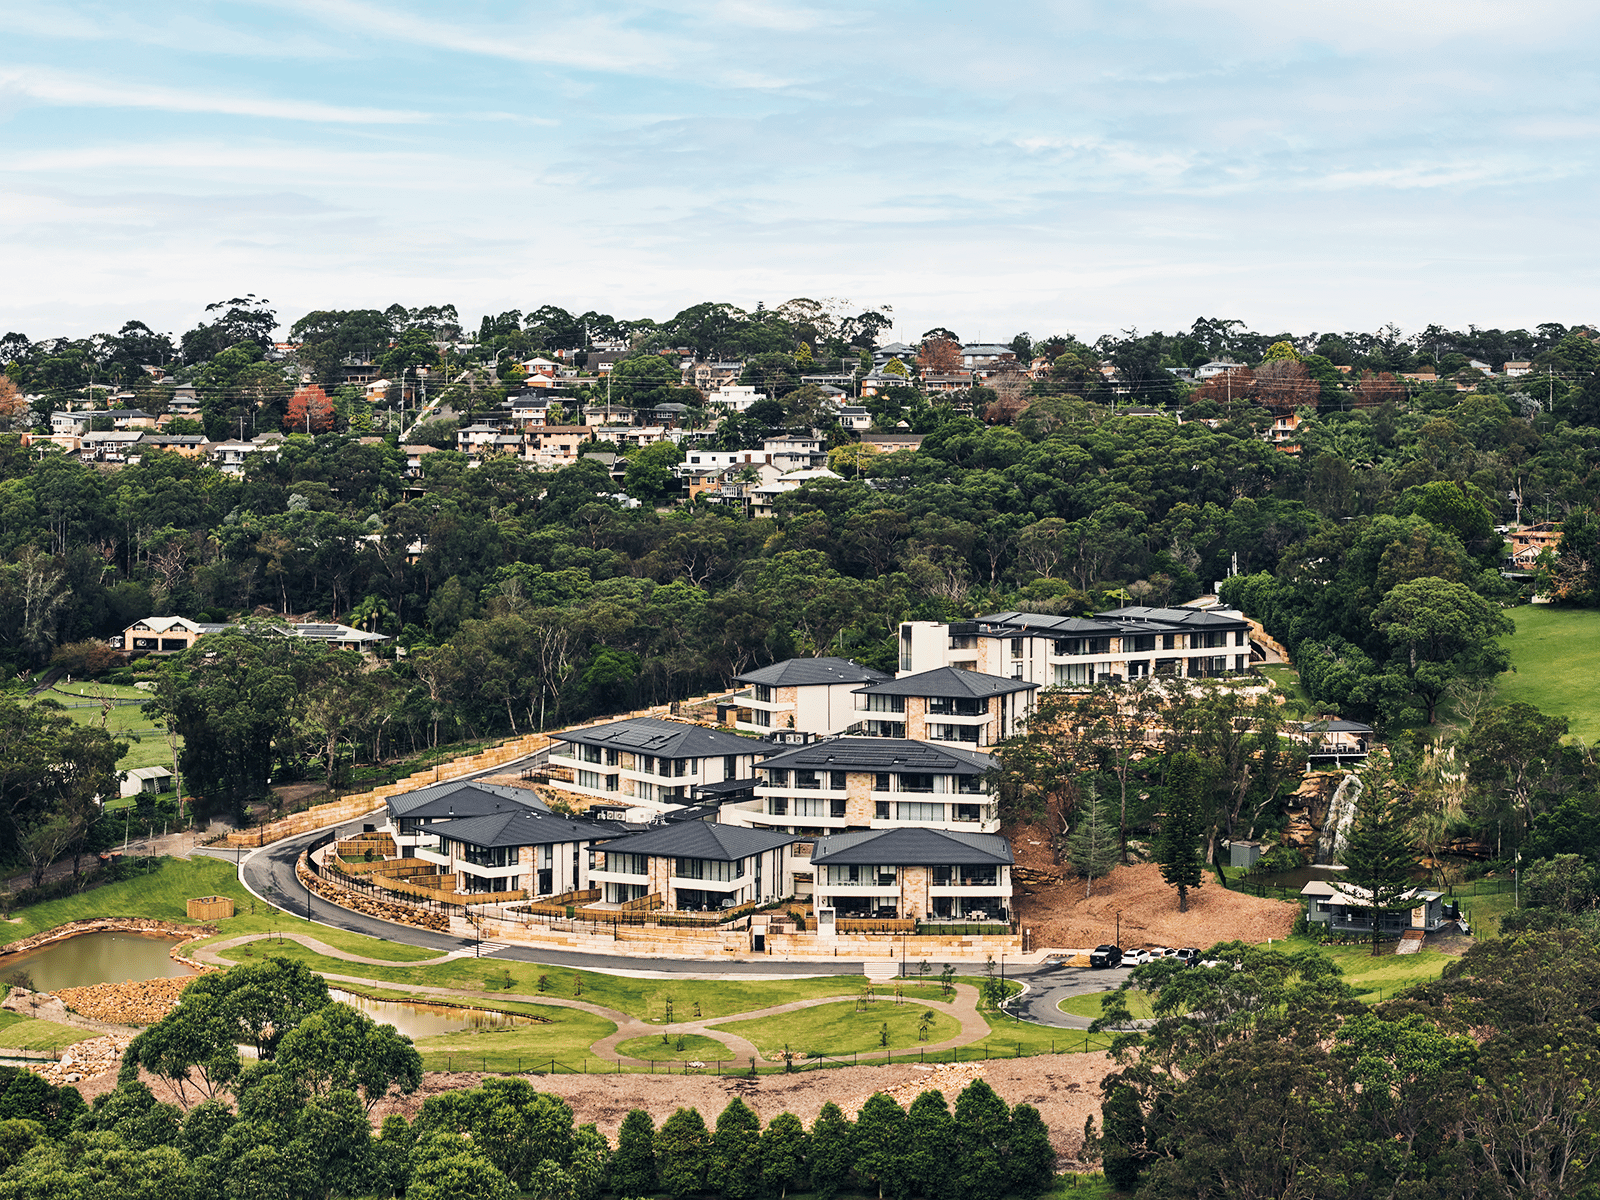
[0,932,194,993]
[327,989,537,1040]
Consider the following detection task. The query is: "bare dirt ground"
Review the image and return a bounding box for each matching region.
[1010,821,1298,950]
[373,1056,1112,1166]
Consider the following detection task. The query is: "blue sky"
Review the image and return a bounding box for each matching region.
[2,0,1596,345]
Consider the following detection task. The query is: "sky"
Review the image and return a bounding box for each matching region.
[2,0,1597,347]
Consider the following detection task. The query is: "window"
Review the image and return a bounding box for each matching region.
[949,635,975,649]
[929,723,980,743]
[956,775,984,794]
[636,781,654,803]
[1052,637,1110,656]
[603,852,648,876]
[1202,630,1228,649]
[897,773,935,793]
[1235,654,1248,671]
[794,796,828,818]
[897,801,942,822]
[1235,630,1248,647]
[676,857,743,881]
[767,769,789,787]
[830,798,847,819]
[754,684,772,703]
[577,769,604,790]
[767,798,789,816]
[605,773,619,793]
[1010,639,1023,659]
[1054,662,1092,687]
[604,748,620,766]
[955,803,981,822]
[1162,633,1176,650]
[539,845,553,868]
[900,626,913,672]
[642,755,655,774]
[830,771,847,790]
[453,842,517,869]
[875,801,890,820]
[864,720,905,738]
[927,697,984,716]
[1155,657,1181,675]
[864,694,906,713]
[577,744,602,764]
[797,770,822,790]
[724,754,739,780]
[1128,633,1156,653]
[753,709,772,727]
[874,773,891,792]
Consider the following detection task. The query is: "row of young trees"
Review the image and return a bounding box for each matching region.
[0,955,1058,1200]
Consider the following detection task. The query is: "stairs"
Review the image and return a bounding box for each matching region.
[1395,930,1426,955]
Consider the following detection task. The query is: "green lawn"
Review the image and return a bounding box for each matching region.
[1259,665,1313,710]
[711,999,960,1059]
[616,1033,733,1062]
[0,1011,96,1051]
[1058,989,1156,1021]
[1498,605,1600,741]
[1278,938,1452,1000]
[411,1004,617,1074]
[25,692,179,773]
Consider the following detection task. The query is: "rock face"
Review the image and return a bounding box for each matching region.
[1282,772,1349,856]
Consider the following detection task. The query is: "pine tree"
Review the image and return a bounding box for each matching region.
[654,1107,710,1199]
[610,1109,657,1196]
[708,1097,762,1199]
[852,1093,908,1200]
[952,1079,1013,1200]
[1156,753,1207,913]
[1342,757,1418,956]
[1066,778,1120,898]
[905,1089,954,1198]
[1006,1104,1056,1197]
[808,1103,854,1200]
[758,1111,808,1199]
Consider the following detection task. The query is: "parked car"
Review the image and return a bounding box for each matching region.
[1122,949,1155,966]
[1174,947,1200,966]
[1089,944,1123,968]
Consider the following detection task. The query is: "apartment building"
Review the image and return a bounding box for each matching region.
[419,807,615,897]
[381,779,547,855]
[810,827,1013,921]
[896,605,1254,687]
[587,821,799,909]
[723,736,999,837]
[730,656,889,735]
[849,666,1036,747]
[549,717,766,814]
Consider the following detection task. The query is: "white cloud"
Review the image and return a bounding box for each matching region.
[0,66,430,124]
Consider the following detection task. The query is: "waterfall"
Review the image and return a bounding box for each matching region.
[1314,773,1363,865]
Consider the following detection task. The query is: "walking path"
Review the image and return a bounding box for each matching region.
[191,932,996,1068]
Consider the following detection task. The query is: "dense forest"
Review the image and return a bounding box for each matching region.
[3,303,1600,856]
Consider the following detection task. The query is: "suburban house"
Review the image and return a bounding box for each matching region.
[748,468,841,519]
[730,656,890,736]
[79,431,145,461]
[859,431,925,454]
[763,435,828,472]
[418,807,616,898]
[118,765,174,801]
[381,779,548,855]
[849,666,1037,747]
[587,821,799,910]
[137,432,207,458]
[1503,361,1533,377]
[1291,718,1374,765]
[521,425,594,467]
[1301,880,1447,936]
[895,605,1255,686]
[837,406,871,431]
[1196,360,1245,379]
[809,827,1014,922]
[549,717,768,814]
[120,616,389,655]
[725,736,1000,836]
[958,344,1017,372]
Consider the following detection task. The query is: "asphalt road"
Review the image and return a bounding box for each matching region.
[234,821,870,978]
[1005,959,1136,1028]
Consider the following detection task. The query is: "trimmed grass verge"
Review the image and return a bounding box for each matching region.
[1498,605,1600,742]
[1058,989,1155,1021]
[710,999,960,1059]
[0,1011,96,1051]
[616,1033,733,1062]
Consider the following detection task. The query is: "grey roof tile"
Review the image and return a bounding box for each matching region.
[386,779,548,820]
[558,717,767,759]
[854,666,1037,699]
[733,656,890,688]
[430,808,614,849]
[810,827,1013,866]
[596,822,799,861]
[756,737,995,775]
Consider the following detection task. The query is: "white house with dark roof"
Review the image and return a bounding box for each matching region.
[896,605,1254,687]
[850,666,1036,747]
[549,717,767,814]
[421,807,616,898]
[381,779,548,855]
[810,827,1014,922]
[587,821,800,910]
[730,656,890,736]
[1301,879,1446,936]
[724,736,999,837]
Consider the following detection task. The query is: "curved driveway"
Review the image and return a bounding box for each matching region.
[1005,960,1136,1028]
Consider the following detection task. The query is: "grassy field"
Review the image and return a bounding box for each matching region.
[0,1011,96,1051]
[1259,665,1313,709]
[411,1004,617,1074]
[616,1033,734,1061]
[711,999,961,1058]
[1058,989,1156,1022]
[1498,605,1600,741]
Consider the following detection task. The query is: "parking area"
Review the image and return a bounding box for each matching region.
[1006,960,1136,1029]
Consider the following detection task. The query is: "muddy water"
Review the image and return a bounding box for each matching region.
[328,989,536,1039]
[0,932,193,993]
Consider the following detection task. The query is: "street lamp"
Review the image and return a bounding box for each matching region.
[1116,909,1122,949]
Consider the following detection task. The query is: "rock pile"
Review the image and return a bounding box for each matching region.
[298,856,449,931]
[56,976,196,1026]
[31,1034,129,1086]
[844,1061,990,1114]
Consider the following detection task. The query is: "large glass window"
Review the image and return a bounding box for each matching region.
[797,770,823,790]
[897,773,935,793]
[1054,662,1092,686]
[794,796,829,818]
[1053,636,1110,657]
[675,857,744,881]
[928,697,985,716]
[603,852,648,876]
[929,723,980,743]
[864,694,906,713]
[896,801,943,822]
[451,842,517,869]
[767,769,789,787]
[754,684,772,703]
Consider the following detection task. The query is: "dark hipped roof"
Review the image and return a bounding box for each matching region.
[971,606,1249,634]
[969,613,1122,636]
[733,656,890,688]
[558,717,766,759]
[1298,718,1374,734]
[854,666,1037,699]
[756,737,995,776]
[596,822,799,862]
[386,779,548,821]
[811,828,1013,867]
[431,807,614,850]
[1094,605,1250,628]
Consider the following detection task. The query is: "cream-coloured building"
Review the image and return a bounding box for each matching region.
[810,827,1013,922]
[587,821,799,910]
[730,656,889,735]
[421,807,616,898]
[848,666,1035,747]
[724,736,1000,837]
[549,717,766,815]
